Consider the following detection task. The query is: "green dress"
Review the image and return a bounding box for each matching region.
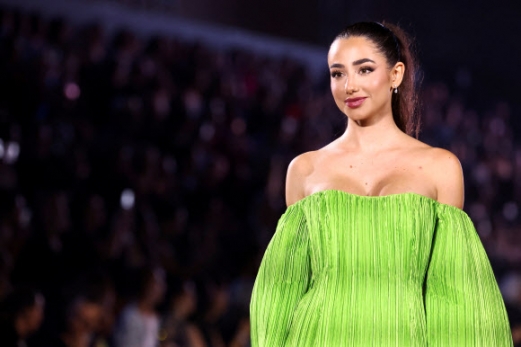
[250,190,512,346]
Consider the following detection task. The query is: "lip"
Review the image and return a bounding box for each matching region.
[345,97,367,108]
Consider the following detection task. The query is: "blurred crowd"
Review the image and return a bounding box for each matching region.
[0,6,520,347]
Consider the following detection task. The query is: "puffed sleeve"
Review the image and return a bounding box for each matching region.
[425,204,512,346]
[250,204,311,347]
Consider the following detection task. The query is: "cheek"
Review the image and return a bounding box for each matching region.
[368,74,390,93]
[330,81,337,94]
[330,81,344,98]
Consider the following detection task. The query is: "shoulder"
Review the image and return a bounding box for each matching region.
[285,151,317,207]
[422,147,464,209]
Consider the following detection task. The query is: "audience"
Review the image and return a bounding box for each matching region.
[0,287,45,347]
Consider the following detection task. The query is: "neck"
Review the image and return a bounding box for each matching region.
[340,113,405,152]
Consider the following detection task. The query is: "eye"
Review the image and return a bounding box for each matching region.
[359,66,374,74]
[330,70,343,78]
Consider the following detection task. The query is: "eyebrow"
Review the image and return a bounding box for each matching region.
[329,58,376,69]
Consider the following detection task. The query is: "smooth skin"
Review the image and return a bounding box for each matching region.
[286,36,464,208]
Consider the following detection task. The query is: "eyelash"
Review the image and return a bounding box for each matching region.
[359,66,374,74]
[330,66,374,78]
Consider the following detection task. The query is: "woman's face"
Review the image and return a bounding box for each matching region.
[328,36,402,125]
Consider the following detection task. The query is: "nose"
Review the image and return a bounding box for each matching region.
[344,77,357,94]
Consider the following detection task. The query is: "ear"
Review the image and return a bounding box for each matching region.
[390,62,405,88]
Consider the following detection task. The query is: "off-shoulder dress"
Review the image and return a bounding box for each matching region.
[250,190,512,346]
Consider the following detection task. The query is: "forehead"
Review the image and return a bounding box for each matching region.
[328,36,384,65]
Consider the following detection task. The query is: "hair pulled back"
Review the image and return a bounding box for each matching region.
[336,21,422,138]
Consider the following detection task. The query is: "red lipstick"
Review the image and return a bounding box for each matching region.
[345,97,367,108]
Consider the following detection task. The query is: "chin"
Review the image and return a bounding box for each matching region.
[344,109,367,120]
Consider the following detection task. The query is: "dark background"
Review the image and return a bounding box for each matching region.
[176,0,521,102]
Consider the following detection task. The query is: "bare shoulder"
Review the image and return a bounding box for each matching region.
[285,151,318,207]
[421,146,464,209]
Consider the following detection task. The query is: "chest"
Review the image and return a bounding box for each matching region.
[305,153,436,199]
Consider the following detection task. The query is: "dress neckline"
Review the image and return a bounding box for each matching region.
[288,189,464,213]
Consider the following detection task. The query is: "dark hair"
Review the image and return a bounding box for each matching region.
[335,21,422,138]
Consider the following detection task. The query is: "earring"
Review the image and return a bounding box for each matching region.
[393,85,398,94]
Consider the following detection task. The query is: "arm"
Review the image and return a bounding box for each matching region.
[425,205,512,346]
[425,148,512,345]
[250,205,310,347]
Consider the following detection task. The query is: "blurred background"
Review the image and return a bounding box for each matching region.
[0,0,520,346]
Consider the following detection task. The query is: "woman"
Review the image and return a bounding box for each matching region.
[250,22,512,346]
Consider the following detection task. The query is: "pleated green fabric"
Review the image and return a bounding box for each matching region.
[250,190,512,346]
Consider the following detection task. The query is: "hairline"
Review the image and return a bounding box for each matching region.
[330,35,401,70]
